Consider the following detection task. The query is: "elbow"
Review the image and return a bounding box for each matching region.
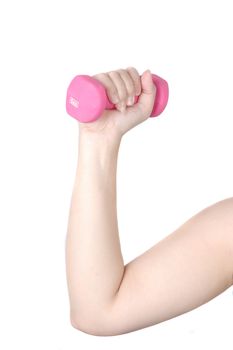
[70,318,106,337]
[70,309,120,337]
[70,313,97,336]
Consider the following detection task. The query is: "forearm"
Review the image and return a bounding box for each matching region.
[65,130,124,325]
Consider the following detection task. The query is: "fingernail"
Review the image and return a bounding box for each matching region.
[144,69,151,76]
[121,104,126,112]
[127,96,134,105]
[118,102,126,112]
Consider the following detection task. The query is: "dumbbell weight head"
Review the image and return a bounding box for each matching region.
[66,73,169,123]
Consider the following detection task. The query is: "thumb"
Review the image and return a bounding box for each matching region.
[137,70,156,117]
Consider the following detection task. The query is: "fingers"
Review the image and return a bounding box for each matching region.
[137,70,156,117]
[93,67,142,113]
[117,69,136,106]
[126,67,142,97]
[108,71,128,111]
[92,73,120,105]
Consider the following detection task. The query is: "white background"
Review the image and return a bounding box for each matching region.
[0,0,233,349]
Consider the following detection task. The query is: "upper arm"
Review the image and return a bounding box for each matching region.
[96,197,233,336]
[74,197,233,336]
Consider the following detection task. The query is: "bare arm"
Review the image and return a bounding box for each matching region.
[65,67,233,336]
[65,131,124,326]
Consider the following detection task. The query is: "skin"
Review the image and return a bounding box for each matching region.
[65,67,233,336]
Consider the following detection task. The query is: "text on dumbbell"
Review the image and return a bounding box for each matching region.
[69,96,79,108]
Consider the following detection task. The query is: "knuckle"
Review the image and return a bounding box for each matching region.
[127,66,140,79]
[117,68,125,74]
[93,72,105,80]
[126,66,137,72]
[108,70,119,77]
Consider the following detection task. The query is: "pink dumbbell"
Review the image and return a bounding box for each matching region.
[66,73,169,123]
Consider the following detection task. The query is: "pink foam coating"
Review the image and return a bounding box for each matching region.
[66,73,169,123]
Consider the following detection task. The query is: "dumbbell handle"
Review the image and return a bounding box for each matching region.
[66,73,169,123]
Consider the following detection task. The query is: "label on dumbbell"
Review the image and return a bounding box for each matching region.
[69,96,79,108]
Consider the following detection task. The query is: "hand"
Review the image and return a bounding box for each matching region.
[78,67,156,141]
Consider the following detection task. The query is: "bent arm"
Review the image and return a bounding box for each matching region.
[65,128,233,337]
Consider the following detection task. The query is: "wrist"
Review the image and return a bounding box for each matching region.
[77,129,121,169]
[78,128,121,152]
